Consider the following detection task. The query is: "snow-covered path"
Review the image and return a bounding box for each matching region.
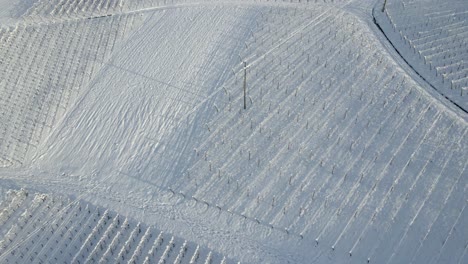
[0,0,466,263]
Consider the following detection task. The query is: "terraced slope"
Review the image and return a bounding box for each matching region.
[0,10,145,167]
[0,189,233,264]
[375,0,468,111]
[23,0,124,20]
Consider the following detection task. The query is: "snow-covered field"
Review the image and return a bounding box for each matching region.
[0,0,467,263]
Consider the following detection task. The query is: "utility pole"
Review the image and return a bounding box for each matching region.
[243,61,247,110]
[382,0,388,12]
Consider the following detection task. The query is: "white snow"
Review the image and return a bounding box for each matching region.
[0,0,36,25]
[0,190,231,263]
[374,0,468,111]
[0,0,467,263]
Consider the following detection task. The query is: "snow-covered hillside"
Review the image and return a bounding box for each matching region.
[0,8,145,167]
[0,189,233,263]
[0,0,35,25]
[0,0,467,263]
[375,0,468,111]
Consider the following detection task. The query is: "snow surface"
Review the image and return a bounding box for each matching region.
[374,0,468,111]
[0,0,467,263]
[0,189,233,263]
[0,0,36,25]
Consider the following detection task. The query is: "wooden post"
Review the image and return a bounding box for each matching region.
[243,61,247,110]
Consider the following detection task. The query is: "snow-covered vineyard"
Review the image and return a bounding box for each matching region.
[0,0,467,263]
[0,11,145,167]
[375,0,468,111]
[0,189,232,264]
